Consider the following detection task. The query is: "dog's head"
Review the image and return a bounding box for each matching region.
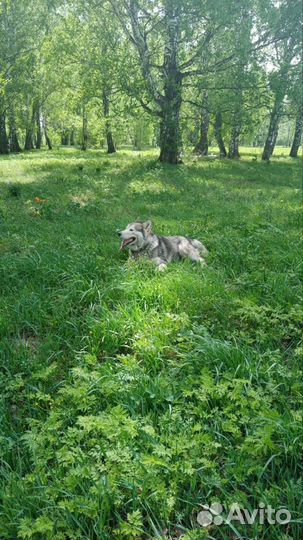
[118,220,152,251]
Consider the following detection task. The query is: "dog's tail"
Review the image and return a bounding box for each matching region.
[190,239,209,257]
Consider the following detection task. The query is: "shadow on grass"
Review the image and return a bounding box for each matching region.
[14,148,301,192]
[0,148,301,242]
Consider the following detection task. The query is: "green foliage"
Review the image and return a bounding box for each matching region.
[0,148,302,539]
[1,0,302,157]
[7,182,21,197]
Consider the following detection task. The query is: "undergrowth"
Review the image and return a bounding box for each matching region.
[0,148,302,539]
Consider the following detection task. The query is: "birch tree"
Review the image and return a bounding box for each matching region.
[261,0,301,160]
[109,0,242,164]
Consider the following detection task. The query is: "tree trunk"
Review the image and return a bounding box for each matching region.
[193,113,209,156]
[133,134,140,150]
[0,112,9,154]
[44,130,52,150]
[81,106,88,151]
[117,0,182,164]
[106,127,116,153]
[43,116,52,150]
[24,128,34,150]
[159,3,182,164]
[214,112,227,157]
[290,108,303,158]
[35,105,42,149]
[24,102,35,150]
[159,92,182,163]
[228,126,241,158]
[193,93,209,156]
[8,111,21,153]
[70,128,75,146]
[193,92,209,156]
[228,109,241,159]
[61,128,70,145]
[262,99,282,160]
[102,89,116,154]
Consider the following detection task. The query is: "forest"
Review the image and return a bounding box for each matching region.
[0,1,302,540]
[0,0,302,162]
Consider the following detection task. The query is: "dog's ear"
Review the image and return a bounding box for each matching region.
[143,220,152,233]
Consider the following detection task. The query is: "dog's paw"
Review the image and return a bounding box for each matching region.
[157,263,167,272]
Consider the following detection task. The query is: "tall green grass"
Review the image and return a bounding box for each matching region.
[0,148,302,539]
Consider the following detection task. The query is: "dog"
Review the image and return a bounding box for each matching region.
[118,220,208,271]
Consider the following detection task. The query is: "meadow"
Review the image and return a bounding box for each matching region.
[0,147,302,540]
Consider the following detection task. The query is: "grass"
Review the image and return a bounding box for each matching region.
[0,147,302,540]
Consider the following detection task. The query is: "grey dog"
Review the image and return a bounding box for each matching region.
[118,220,208,271]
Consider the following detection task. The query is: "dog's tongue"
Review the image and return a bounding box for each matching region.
[120,238,133,251]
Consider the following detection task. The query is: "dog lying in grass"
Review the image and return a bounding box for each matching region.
[118,220,208,271]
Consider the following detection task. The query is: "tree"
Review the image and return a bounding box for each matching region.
[226,3,256,159]
[287,65,302,158]
[262,52,295,161]
[0,0,50,153]
[109,0,244,164]
[1,0,300,159]
[261,0,302,160]
[214,112,227,157]
[102,88,116,153]
[289,107,303,158]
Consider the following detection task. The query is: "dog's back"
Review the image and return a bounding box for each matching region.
[151,235,208,265]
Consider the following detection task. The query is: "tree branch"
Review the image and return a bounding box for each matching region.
[180,24,224,70]
[139,98,162,116]
[109,0,164,105]
[182,53,236,78]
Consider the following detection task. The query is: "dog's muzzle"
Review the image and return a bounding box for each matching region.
[119,235,136,250]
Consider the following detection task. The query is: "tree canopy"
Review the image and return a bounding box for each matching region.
[0,0,302,161]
